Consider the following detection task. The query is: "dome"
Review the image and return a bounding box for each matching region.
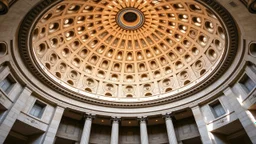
[24,0,234,104]
[1,0,256,144]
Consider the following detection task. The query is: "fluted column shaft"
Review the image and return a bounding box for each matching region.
[80,115,93,144]
[110,118,120,144]
[164,114,178,144]
[140,117,149,144]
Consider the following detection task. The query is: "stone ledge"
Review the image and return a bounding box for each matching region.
[242,88,256,109]
[0,90,12,109]
[207,111,237,131]
[17,112,49,132]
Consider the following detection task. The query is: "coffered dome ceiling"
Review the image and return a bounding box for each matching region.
[19,0,238,105]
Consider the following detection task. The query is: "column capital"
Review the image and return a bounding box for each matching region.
[162,113,173,120]
[84,114,95,120]
[190,105,200,110]
[111,117,121,123]
[138,116,147,122]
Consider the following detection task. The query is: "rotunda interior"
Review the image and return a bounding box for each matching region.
[0,0,256,144]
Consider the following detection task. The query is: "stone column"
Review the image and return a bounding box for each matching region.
[139,117,149,144]
[191,106,212,144]
[80,114,93,144]
[110,117,120,144]
[0,87,32,143]
[163,114,178,144]
[43,106,65,144]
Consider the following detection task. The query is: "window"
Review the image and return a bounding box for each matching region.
[210,100,225,118]
[239,74,255,93]
[0,75,15,94]
[29,100,46,119]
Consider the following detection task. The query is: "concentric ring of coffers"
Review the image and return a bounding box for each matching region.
[29,0,230,101]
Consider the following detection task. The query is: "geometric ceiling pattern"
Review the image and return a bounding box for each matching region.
[32,0,226,98]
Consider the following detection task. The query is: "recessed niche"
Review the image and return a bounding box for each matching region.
[101,60,109,69]
[45,63,51,70]
[111,74,118,81]
[184,80,190,85]
[126,64,134,73]
[49,22,59,33]
[200,69,206,75]
[37,43,47,56]
[143,84,151,91]
[56,72,61,78]
[79,48,88,58]
[116,51,123,60]
[141,74,149,80]
[97,70,105,78]
[32,28,39,40]
[165,67,172,74]
[105,93,112,97]
[189,4,202,12]
[207,49,217,60]
[165,88,172,92]
[72,58,81,67]
[126,94,133,98]
[163,79,171,86]
[42,13,52,22]
[70,70,78,80]
[59,63,67,72]
[67,80,74,86]
[139,63,146,71]
[205,21,214,32]
[126,85,133,92]
[126,75,134,82]
[86,78,95,87]
[85,88,92,92]
[85,65,92,73]
[106,84,114,91]
[180,71,189,80]
[55,5,65,13]
[217,26,225,39]
[90,55,98,64]
[77,16,85,23]
[71,41,80,50]
[49,53,58,64]
[195,60,204,70]
[113,63,121,71]
[249,43,256,57]
[65,31,75,40]
[68,5,80,13]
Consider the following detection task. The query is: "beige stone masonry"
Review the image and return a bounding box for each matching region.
[223,87,256,143]
[0,87,32,143]
[42,106,64,144]
[192,106,212,144]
